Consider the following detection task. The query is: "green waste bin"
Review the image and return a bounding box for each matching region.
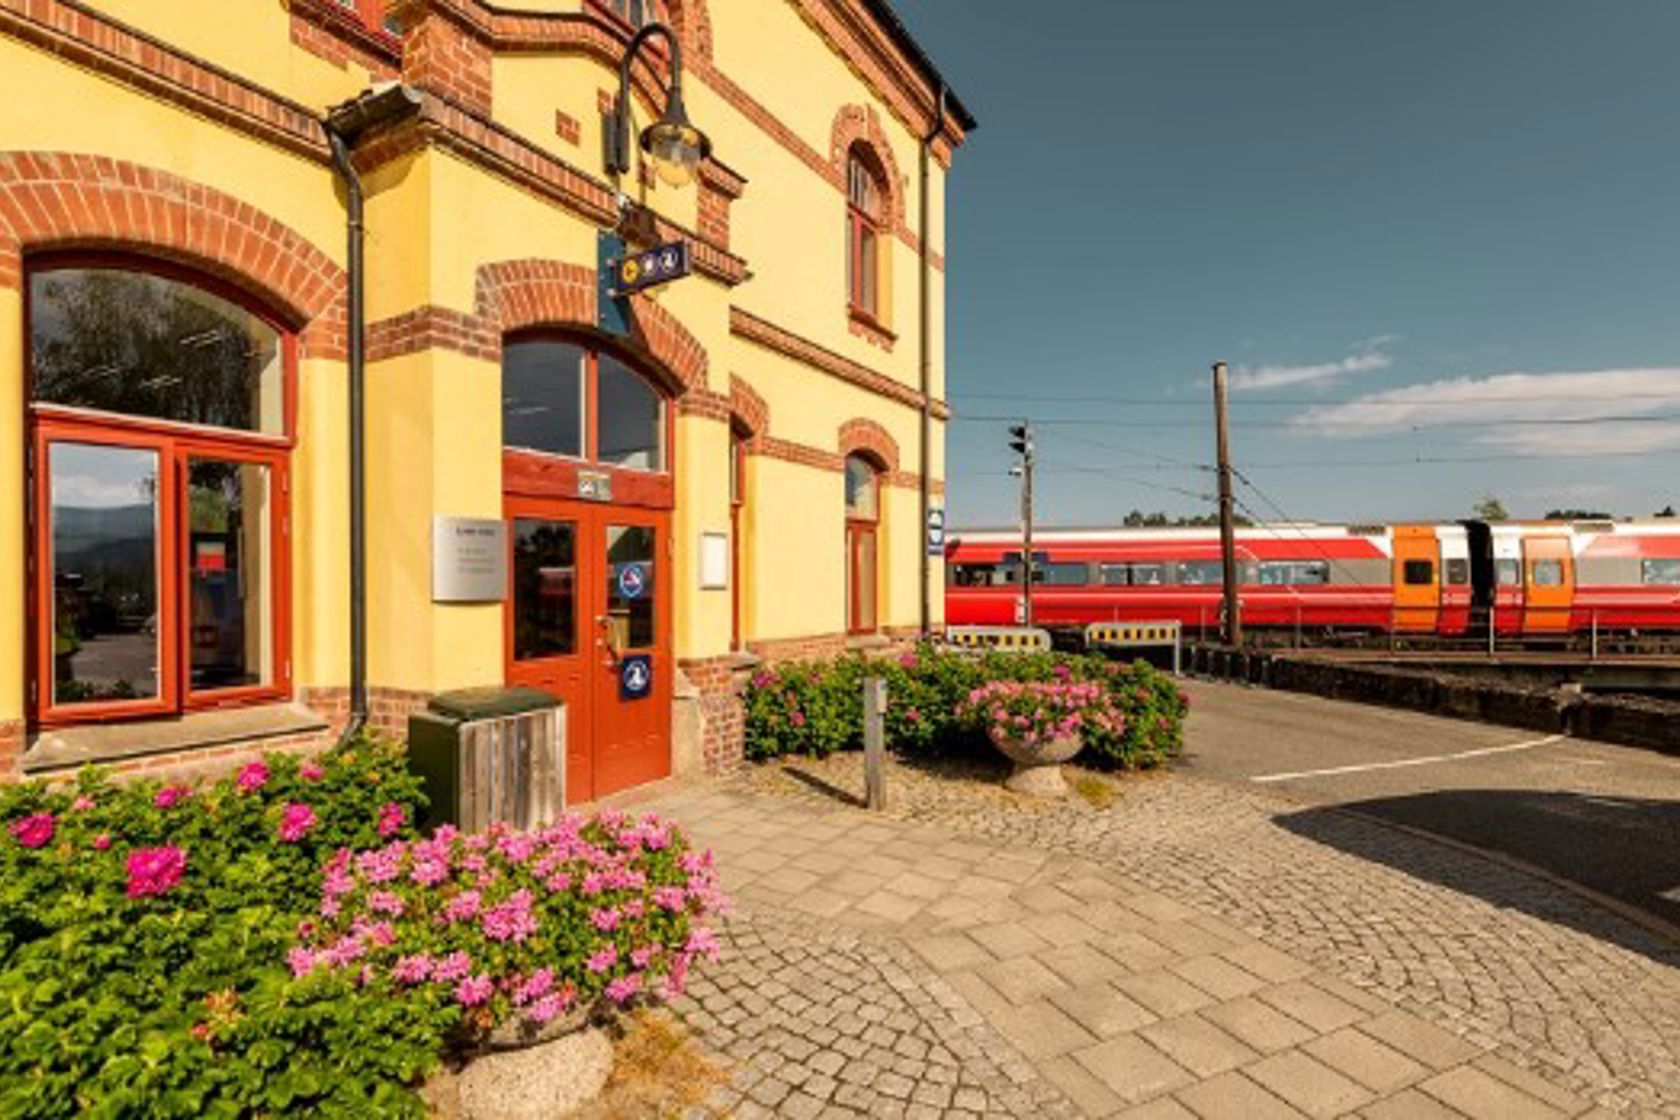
[408,686,563,831]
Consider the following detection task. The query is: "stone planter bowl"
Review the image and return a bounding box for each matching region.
[991,732,1081,797]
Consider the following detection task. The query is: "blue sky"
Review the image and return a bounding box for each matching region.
[894,0,1680,527]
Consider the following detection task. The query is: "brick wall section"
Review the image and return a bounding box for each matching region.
[730,307,950,420]
[678,656,747,776]
[0,722,22,783]
[696,159,745,252]
[554,109,581,147]
[0,152,347,357]
[390,0,494,116]
[747,633,851,665]
[288,0,401,76]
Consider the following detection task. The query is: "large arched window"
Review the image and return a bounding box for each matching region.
[844,454,880,634]
[846,145,886,320]
[28,259,293,724]
[502,337,667,472]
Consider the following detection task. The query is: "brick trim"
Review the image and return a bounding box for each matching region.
[832,103,905,231]
[288,0,402,76]
[676,654,745,776]
[0,152,347,357]
[727,375,769,441]
[365,304,497,362]
[745,632,849,664]
[838,417,900,473]
[729,307,949,420]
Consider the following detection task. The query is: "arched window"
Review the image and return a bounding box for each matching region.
[502,337,667,472]
[844,454,880,634]
[28,259,293,724]
[846,145,886,320]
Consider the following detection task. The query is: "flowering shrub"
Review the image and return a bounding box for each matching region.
[958,678,1122,750]
[291,811,724,1040]
[745,644,1186,770]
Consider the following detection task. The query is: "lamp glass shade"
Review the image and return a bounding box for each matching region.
[642,120,707,187]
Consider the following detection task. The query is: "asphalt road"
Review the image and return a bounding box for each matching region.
[1178,679,1680,931]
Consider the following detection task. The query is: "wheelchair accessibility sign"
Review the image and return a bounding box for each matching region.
[617,562,648,600]
[620,654,653,701]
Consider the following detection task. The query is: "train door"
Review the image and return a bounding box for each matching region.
[1462,521,1495,636]
[1492,530,1524,635]
[1391,527,1440,632]
[1522,535,1574,635]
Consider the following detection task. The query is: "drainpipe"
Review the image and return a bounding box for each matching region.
[918,84,948,638]
[324,84,421,744]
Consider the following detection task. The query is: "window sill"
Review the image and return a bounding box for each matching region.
[847,307,897,351]
[24,702,328,774]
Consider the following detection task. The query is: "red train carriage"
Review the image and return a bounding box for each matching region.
[944,521,1680,643]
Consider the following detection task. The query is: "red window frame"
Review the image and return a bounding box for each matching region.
[846,149,884,320]
[25,254,296,727]
[501,332,677,512]
[729,426,747,650]
[844,455,880,635]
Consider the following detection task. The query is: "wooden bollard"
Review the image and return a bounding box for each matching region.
[863,677,887,811]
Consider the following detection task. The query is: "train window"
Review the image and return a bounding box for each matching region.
[1178,561,1223,585]
[951,563,1004,587]
[1402,559,1434,586]
[1530,560,1565,587]
[1034,563,1090,586]
[1258,561,1329,586]
[1445,559,1470,585]
[1641,559,1680,585]
[1098,564,1128,586]
[1496,559,1520,586]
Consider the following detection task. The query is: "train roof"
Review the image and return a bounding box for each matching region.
[948,520,1680,543]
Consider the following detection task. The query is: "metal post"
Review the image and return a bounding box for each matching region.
[863,677,887,811]
[1022,432,1036,630]
[1591,610,1599,661]
[1488,601,1496,657]
[1212,362,1241,646]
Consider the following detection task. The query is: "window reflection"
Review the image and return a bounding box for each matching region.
[50,443,160,704]
[597,354,664,470]
[513,520,577,661]
[188,459,272,691]
[503,340,584,459]
[30,268,282,435]
[607,525,656,650]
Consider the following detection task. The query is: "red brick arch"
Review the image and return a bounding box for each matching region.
[728,375,768,442]
[474,258,708,398]
[0,152,346,357]
[838,417,899,473]
[830,104,905,229]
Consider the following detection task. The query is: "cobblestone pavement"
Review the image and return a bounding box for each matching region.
[631,758,1680,1118]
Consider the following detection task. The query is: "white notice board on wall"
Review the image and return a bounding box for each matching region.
[433,516,508,602]
[699,532,730,590]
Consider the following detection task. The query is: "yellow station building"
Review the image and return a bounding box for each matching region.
[0,0,971,798]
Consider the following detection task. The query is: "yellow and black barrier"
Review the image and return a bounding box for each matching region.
[1084,621,1183,675]
[942,626,1053,652]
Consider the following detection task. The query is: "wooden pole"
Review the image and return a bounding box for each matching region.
[1213,362,1242,646]
[863,677,887,811]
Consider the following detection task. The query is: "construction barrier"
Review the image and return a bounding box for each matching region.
[943,626,1053,652]
[1085,621,1182,675]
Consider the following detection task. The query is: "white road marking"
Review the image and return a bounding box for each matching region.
[1250,734,1568,784]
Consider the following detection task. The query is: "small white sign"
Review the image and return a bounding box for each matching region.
[699,532,730,590]
[433,516,508,602]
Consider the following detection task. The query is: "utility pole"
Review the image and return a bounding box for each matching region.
[1009,422,1036,627]
[1213,361,1242,646]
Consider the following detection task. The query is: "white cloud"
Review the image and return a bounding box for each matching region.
[1292,367,1680,455]
[1229,336,1397,393]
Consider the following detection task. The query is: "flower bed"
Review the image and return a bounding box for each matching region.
[0,738,723,1117]
[744,645,1187,770]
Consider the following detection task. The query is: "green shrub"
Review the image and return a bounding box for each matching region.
[743,644,1187,771]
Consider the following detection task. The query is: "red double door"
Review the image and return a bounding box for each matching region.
[503,495,671,804]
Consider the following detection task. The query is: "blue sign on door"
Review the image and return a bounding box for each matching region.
[617,562,648,600]
[620,654,652,700]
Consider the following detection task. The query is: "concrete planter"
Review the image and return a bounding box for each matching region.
[991,732,1082,797]
[451,1005,612,1120]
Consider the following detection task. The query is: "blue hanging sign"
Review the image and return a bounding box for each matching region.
[617,562,648,601]
[597,231,631,338]
[620,654,652,701]
[608,240,692,298]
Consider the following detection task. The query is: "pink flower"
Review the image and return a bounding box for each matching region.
[367,890,405,916]
[9,813,54,849]
[356,847,402,883]
[300,762,325,782]
[685,926,721,961]
[154,786,191,810]
[236,761,269,793]
[411,859,449,887]
[517,968,555,1005]
[590,907,620,932]
[377,802,407,839]
[71,796,95,812]
[277,802,317,843]
[126,845,187,899]
[481,891,538,943]
[392,954,434,984]
[652,886,686,912]
[585,945,618,974]
[455,974,494,1007]
[287,947,319,978]
[91,833,111,851]
[605,974,642,1004]
[630,946,654,969]
[443,890,482,923]
[790,711,806,728]
[433,951,472,983]
[526,994,563,1024]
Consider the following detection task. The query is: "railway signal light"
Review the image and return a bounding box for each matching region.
[1008,423,1034,459]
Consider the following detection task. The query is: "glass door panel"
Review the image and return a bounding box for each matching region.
[512,519,579,661]
[187,458,273,692]
[48,442,163,706]
[605,524,656,653]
